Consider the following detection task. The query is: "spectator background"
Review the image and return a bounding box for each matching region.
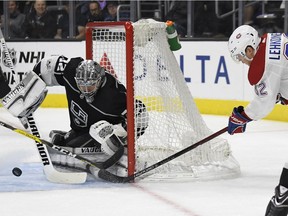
[0,1,26,39]
[22,0,57,39]
[54,1,69,39]
[165,1,187,37]
[86,1,104,22]
[194,1,233,38]
[243,1,262,26]
[22,1,35,14]
[98,0,107,10]
[104,1,118,21]
[0,1,287,40]
[74,1,104,40]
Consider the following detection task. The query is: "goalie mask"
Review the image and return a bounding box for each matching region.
[75,60,105,103]
[228,25,261,63]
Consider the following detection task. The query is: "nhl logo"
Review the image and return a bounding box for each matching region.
[2,48,17,68]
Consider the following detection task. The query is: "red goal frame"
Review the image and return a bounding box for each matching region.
[86,22,136,176]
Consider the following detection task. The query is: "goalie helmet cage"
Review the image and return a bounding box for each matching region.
[86,20,240,182]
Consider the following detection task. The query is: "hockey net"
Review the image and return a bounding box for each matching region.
[86,19,240,182]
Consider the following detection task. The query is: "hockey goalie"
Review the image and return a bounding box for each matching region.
[0,55,148,180]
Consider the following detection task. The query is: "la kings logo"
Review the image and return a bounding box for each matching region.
[71,100,88,127]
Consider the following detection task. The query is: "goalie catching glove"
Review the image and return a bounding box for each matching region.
[1,71,47,118]
[89,120,127,168]
[228,106,252,135]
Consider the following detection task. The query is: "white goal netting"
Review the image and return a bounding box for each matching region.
[86,19,240,182]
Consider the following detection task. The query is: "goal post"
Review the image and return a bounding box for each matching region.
[86,19,240,181]
[86,21,136,175]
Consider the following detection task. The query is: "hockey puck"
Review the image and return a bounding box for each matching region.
[12,167,22,177]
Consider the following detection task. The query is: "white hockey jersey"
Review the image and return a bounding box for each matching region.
[245,33,288,120]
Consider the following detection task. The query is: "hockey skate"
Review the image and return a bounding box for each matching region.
[265,185,288,216]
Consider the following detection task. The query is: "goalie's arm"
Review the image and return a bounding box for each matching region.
[1,70,48,118]
[0,55,68,118]
[31,55,68,86]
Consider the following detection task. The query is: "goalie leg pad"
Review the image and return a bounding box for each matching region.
[49,129,102,150]
[1,71,47,118]
[90,120,127,168]
[104,134,127,168]
[48,146,107,173]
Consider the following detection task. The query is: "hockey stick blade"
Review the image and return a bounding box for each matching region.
[98,127,228,183]
[0,120,123,169]
[25,114,87,184]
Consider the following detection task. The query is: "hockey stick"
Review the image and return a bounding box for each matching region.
[98,127,228,183]
[0,120,124,171]
[0,30,88,184]
[25,115,88,183]
[0,29,15,76]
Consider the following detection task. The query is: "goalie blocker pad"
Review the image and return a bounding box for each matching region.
[1,71,47,118]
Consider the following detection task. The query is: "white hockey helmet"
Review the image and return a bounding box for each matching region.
[228,25,261,62]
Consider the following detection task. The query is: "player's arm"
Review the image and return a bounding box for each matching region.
[228,72,280,135]
[228,91,276,135]
[245,70,280,121]
[1,55,69,118]
[1,70,47,118]
[32,55,70,86]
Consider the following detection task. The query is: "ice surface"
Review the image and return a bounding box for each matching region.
[0,108,287,216]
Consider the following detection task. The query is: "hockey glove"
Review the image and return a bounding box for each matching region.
[228,106,251,135]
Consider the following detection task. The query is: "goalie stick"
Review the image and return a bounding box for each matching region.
[0,29,15,76]
[0,29,88,184]
[98,127,228,183]
[0,120,124,172]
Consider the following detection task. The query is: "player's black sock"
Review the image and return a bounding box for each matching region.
[265,185,288,216]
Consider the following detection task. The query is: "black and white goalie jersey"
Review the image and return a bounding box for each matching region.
[33,55,127,133]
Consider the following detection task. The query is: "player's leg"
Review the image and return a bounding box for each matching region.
[48,130,105,171]
[265,166,288,216]
[50,129,102,149]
